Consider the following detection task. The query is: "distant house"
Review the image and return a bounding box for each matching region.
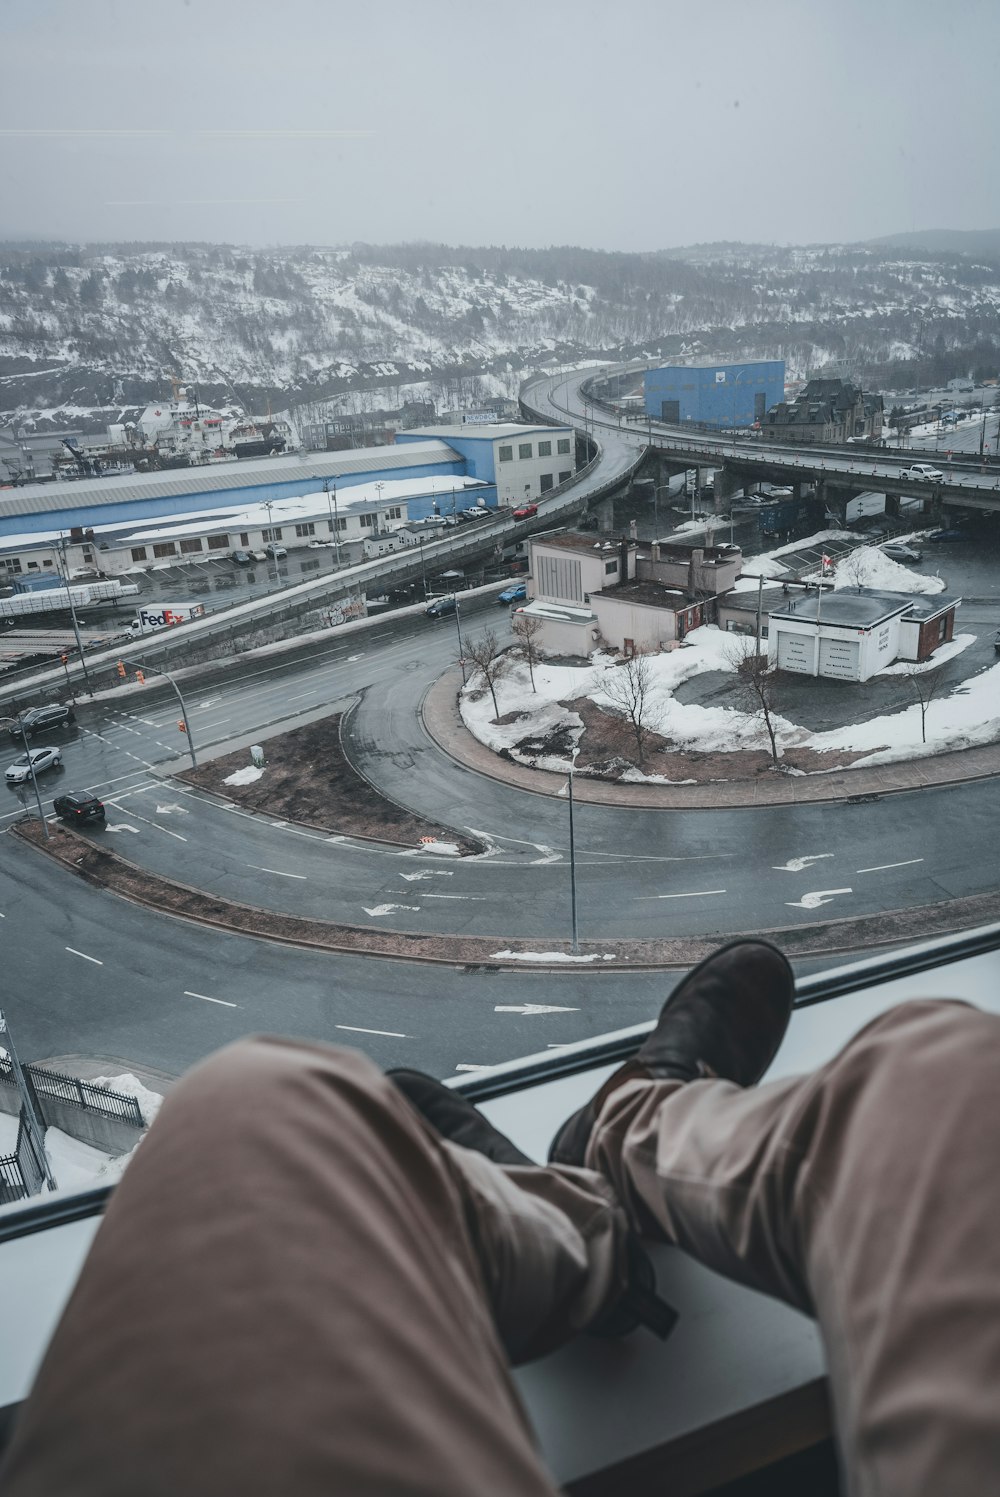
[764,379,883,445]
[766,587,960,681]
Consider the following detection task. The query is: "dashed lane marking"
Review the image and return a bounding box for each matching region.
[183,991,238,1008]
[247,865,307,879]
[856,858,924,873]
[66,947,102,965]
[336,1024,407,1039]
[640,889,727,900]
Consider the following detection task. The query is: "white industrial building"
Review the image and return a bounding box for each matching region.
[767,588,961,681]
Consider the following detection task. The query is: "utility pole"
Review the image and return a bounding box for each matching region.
[15,711,51,840]
[567,756,579,953]
[454,597,466,685]
[0,1008,56,1191]
[56,535,94,697]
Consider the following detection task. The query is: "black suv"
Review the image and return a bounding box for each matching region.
[53,791,105,824]
[9,703,75,740]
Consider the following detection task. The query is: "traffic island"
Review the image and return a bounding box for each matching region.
[177,711,482,856]
[15,819,1000,969]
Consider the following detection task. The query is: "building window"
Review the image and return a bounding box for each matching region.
[559,471,571,483]
[604,559,618,575]
[180,538,203,554]
[153,542,177,558]
[538,440,551,457]
[208,535,229,550]
[295,523,316,538]
[518,443,532,459]
[262,527,283,542]
[539,473,554,492]
[335,517,348,531]
[557,438,571,454]
[240,532,250,547]
[387,506,402,519]
[359,514,375,528]
[498,445,513,462]
[130,547,148,563]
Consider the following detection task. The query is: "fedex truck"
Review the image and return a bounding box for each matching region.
[129,603,207,635]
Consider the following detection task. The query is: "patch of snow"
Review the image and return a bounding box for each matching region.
[224,765,265,785]
[90,1072,165,1127]
[362,904,420,916]
[491,950,617,963]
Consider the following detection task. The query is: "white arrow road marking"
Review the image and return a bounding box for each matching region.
[425,893,487,900]
[347,654,363,662]
[856,858,924,873]
[337,1024,408,1039]
[363,904,420,916]
[530,845,561,865]
[155,803,190,816]
[640,889,726,900]
[105,804,187,841]
[786,887,853,910]
[104,823,140,834]
[196,699,221,709]
[773,855,835,872]
[183,991,238,1008]
[495,1004,580,1015]
[455,1063,490,1072]
[400,871,454,881]
[247,865,306,879]
[66,947,102,965]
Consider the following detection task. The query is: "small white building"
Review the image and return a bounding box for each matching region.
[767,588,961,682]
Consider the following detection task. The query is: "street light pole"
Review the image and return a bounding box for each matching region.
[15,716,50,840]
[567,753,579,953]
[454,597,467,685]
[123,655,197,768]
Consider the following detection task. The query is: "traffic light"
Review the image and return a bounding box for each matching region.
[117,661,126,679]
[135,669,145,685]
[60,653,69,665]
[177,720,186,733]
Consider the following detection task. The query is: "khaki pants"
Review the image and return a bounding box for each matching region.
[4,1001,1000,1495]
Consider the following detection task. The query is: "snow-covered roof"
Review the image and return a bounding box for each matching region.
[770,588,960,628]
[0,442,461,520]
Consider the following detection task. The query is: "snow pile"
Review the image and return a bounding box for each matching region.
[90,1072,165,1127]
[0,1112,133,1194]
[816,659,1000,762]
[224,765,266,785]
[828,547,946,595]
[491,950,617,964]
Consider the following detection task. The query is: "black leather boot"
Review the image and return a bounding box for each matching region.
[548,938,795,1168]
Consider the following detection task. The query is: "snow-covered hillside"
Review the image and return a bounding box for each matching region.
[1,239,999,425]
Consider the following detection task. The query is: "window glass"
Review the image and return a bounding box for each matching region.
[130,547,147,562]
[153,542,176,558]
[498,445,513,461]
[518,443,532,459]
[557,438,571,454]
[208,535,229,550]
[538,440,551,457]
[295,522,316,538]
[180,538,203,554]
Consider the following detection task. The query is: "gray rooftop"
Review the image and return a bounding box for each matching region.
[405,423,569,441]
[769,586,960,628]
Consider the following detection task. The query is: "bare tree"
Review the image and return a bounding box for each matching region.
[510,610,543,692]
[728,634,782,766]
[835,545,874,593]
[465,628,509,719]
[601,649,656,766]
[896,666,944,744]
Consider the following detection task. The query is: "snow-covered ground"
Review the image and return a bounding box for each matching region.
[460,528,994,779]
[0,1071,163,1195]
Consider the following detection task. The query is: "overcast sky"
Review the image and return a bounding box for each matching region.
[2,0,997,252]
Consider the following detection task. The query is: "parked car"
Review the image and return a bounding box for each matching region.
[265,542,288,559]
[880,542,923,563]
[229,549,253,565]
[5,746,62,783]
[425,596,457,619]
[927,529,966,542]
[513,502,538,520]
[899,463,944,483]
[497,582,527,605]
[8,703,75,741]
[53,790,106,823]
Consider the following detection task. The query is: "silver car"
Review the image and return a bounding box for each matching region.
[881,542,923,563]
[5,746,62,783]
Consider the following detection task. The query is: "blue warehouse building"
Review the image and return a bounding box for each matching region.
[644,360,786,430]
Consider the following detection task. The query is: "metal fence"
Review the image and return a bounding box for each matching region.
[25,1066,144,1127]
[0,1052,144,1127]
[0,1108,46,1206]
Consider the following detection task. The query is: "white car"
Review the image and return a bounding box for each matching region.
[900,463,944,483]
[265,542,288,559]
[5,746,62,783]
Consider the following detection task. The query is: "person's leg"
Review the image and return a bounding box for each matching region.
[1,1038,630,1497]
[586,999,1000,1496]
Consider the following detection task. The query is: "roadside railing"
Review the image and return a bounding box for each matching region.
[0,1054,144,1128]
[0,1109,47,1206]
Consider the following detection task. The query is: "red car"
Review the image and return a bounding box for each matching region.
[513,502,538,520]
